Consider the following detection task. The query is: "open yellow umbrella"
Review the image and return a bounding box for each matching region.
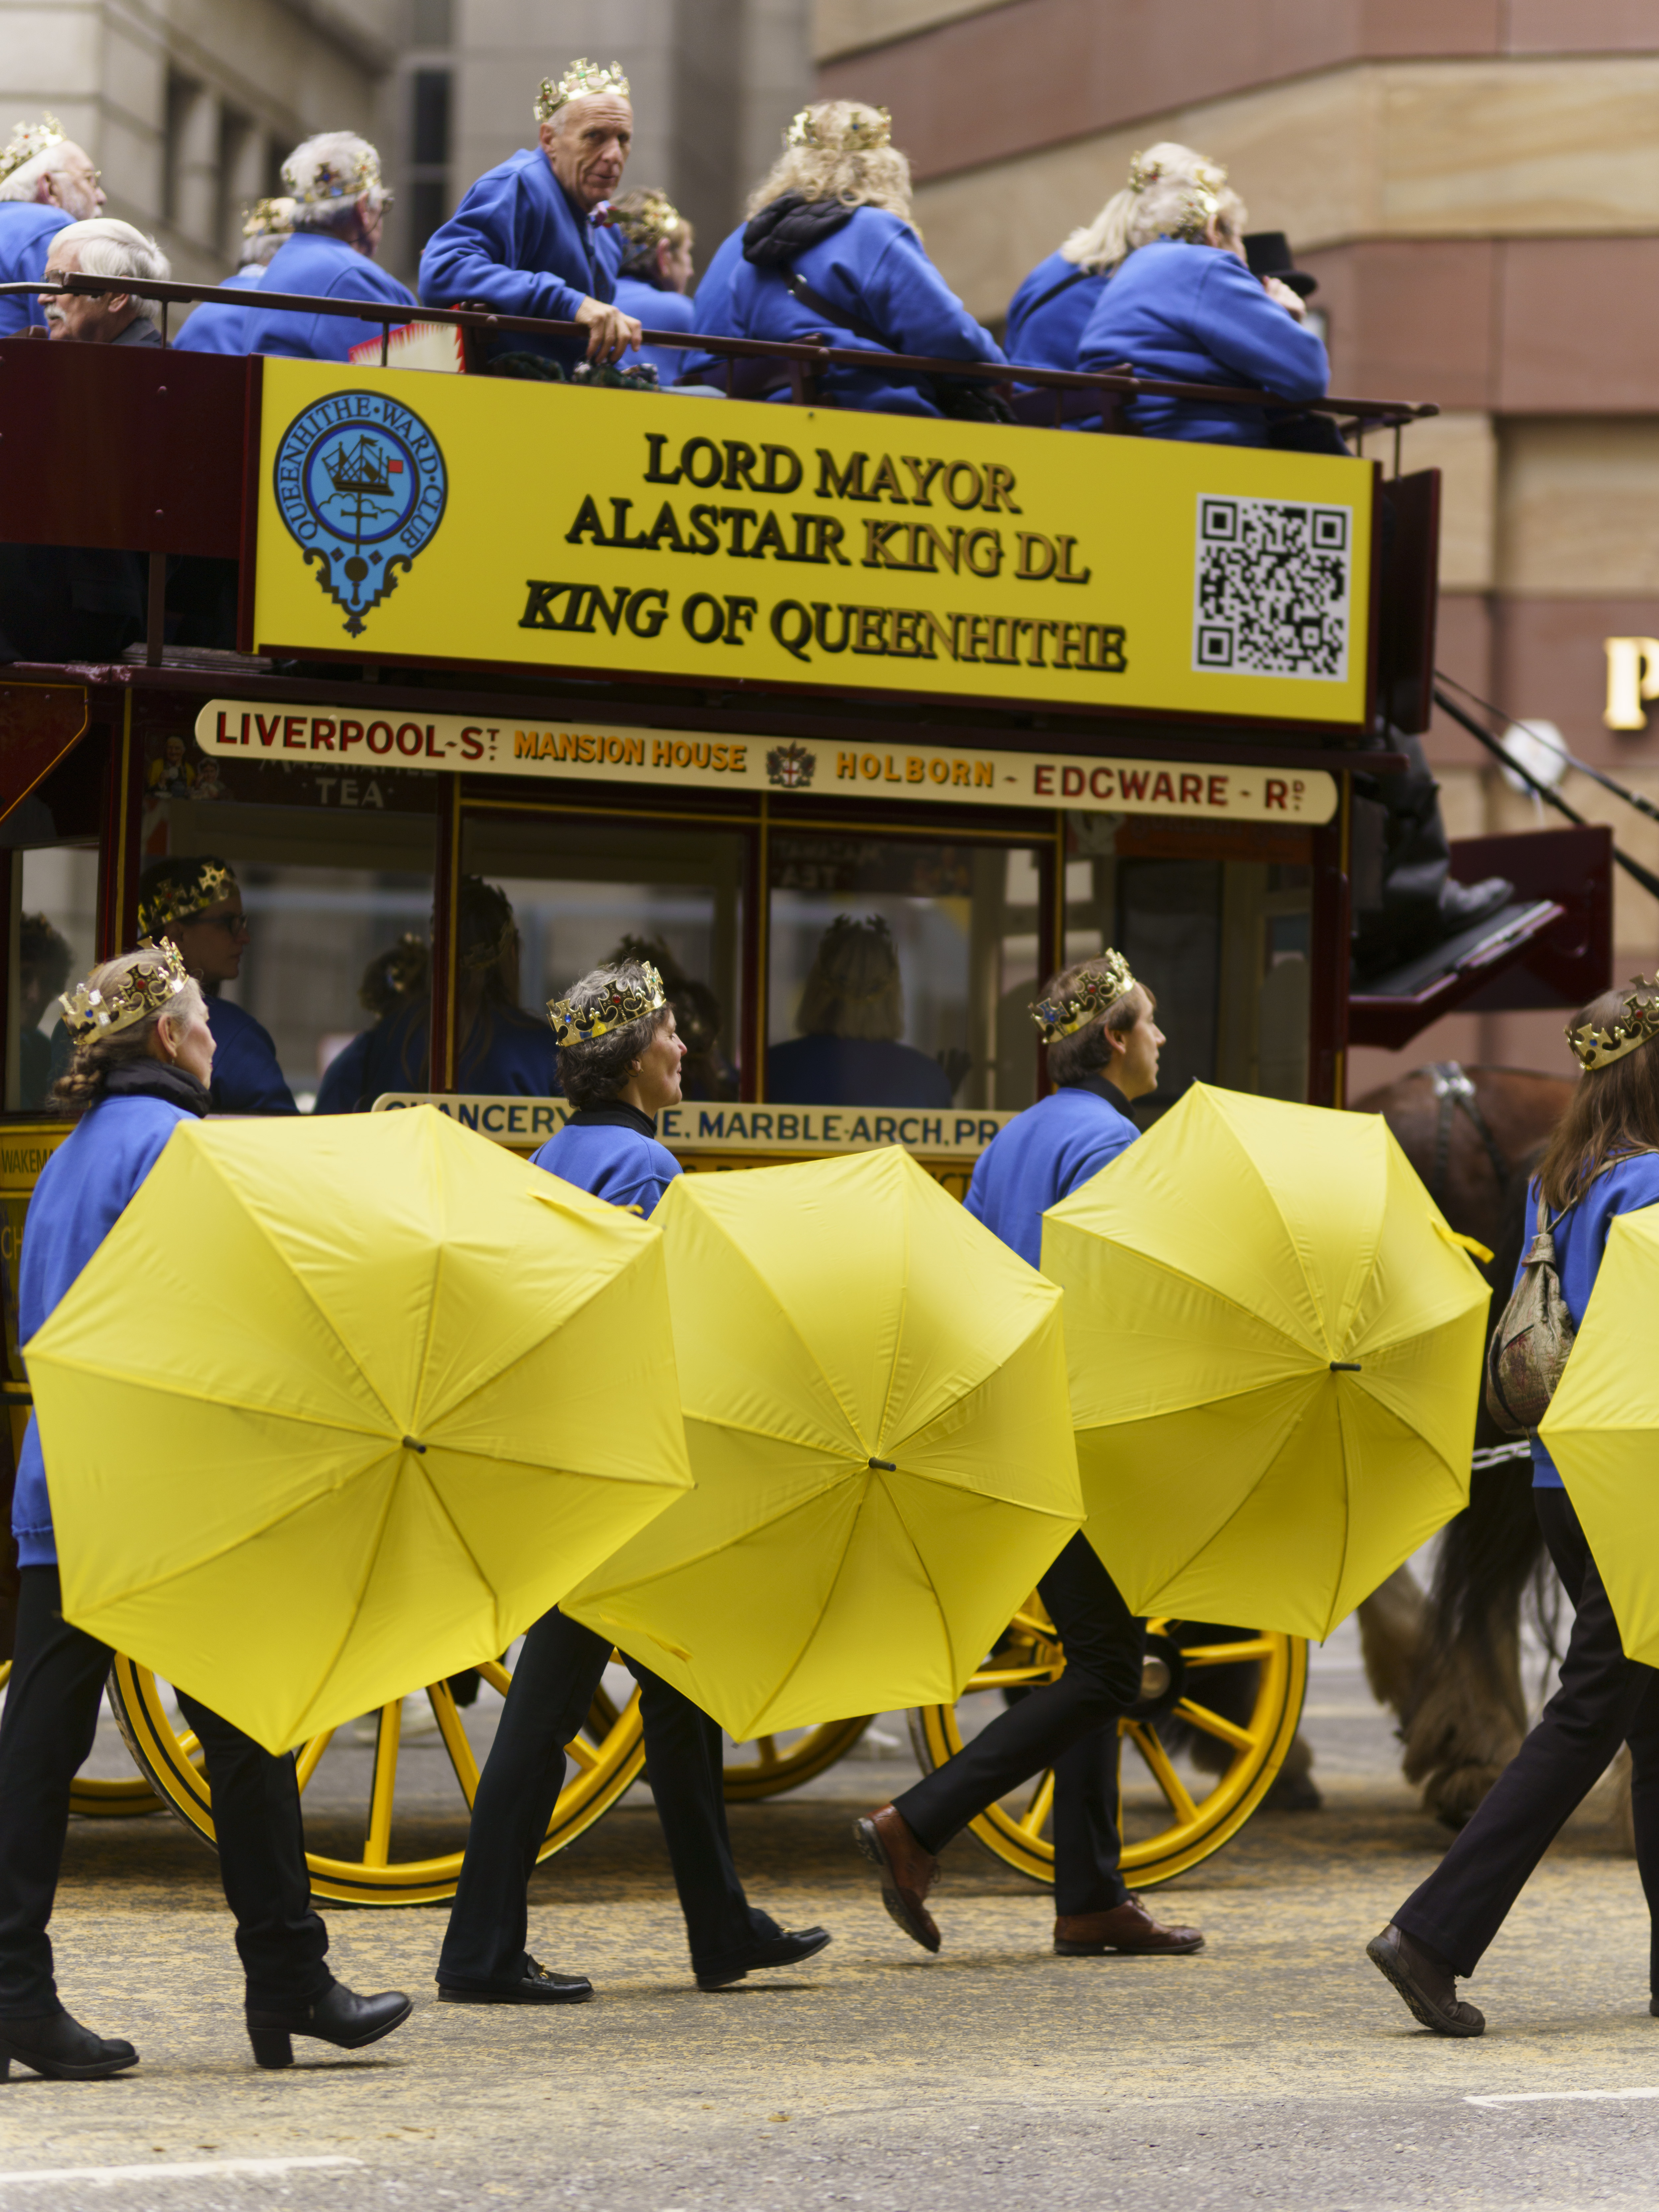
[26,1106,691,1752]
[564,1147,1084,1737]
[1540,1209,1659,1663]
[1041,1082,1489,1640]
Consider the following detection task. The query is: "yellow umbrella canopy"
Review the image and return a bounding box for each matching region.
[1540,1208,1659,1664]
[1041,1083,1488,1640]
[564,1146,1084,1738]
[27,1106,691,1752]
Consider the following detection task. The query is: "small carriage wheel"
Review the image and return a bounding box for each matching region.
[908,1605,1307,1889]
[106,1653,645,1905]
[721,1716,874,1801]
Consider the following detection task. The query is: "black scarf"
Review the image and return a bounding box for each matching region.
[742,192,858,266]
[1063,1073,1134,1117]
[101,1060,210,1116]
[564,1101,659,1139]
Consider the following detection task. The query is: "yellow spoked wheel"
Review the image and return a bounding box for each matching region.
[909,1604,1307,1889]
[2,1660,162,1818]
[107,1653,645,1905]
[722,1717,874,1801]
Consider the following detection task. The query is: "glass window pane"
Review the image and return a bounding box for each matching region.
[461,812,748,1101]
[5,844,100,1114]
[767,833,1048,1111]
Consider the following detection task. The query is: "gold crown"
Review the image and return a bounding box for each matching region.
[59,939,190,1042]
[0,114,64,187]
[785,104,892,153]
[281,141,383,207]
[548,962,666,1047]
[136,859,237,942]
[611,189,683,247]
[1128,148,1227,197]
[242,195,296,240]
[1029,951,1137,1040]
[536,59,632,123]
[1567,978,1659,1072]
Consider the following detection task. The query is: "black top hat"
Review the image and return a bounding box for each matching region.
[1243,231,1317,299]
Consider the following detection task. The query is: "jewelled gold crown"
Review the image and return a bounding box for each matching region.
[1128,148,1227,197]
[785,104,892,153]
[242,195,296,240]
[0,115,64,187]
[1030,951,1137,1040]
[136,860,237,943]
[549,963,666,1047]
[536,59,632,123]
[281,142,383,207]
[612,189,683,247]
[1567,978,1659,1072]
[59,939,190,1042]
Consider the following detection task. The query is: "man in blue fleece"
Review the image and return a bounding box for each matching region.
[242,134,414,363]
[418,57,640,372]
[857,952,1206,1963]
[0,119,104,338]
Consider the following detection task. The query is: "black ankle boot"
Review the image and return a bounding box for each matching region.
[245,1980,412,2070]
[0,2008,138,2080]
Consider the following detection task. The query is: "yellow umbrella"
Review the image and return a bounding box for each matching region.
[26,1106,691,1752]
[564,1147,1084,1737]
[1041,1082,1489,1640]
[1540,1209,1659,1663]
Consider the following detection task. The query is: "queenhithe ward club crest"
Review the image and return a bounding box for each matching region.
[273,392,448,636]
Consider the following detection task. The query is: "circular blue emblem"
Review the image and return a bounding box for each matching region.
[273,391,448,636]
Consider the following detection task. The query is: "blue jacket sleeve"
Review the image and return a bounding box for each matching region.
[1186,253,1329,400]
[1058,1123,1137,1204]
[857,225,1004,366]
[419,169,591,321]
[963,1151,990,1223]
[611,1154,681,1219]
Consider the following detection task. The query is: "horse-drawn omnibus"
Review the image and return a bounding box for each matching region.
[0,276,1607,1902]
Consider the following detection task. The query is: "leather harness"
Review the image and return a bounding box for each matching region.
[1423,1061,1511,1206]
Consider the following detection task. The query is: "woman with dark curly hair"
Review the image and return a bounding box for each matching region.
[0,943,409,2079]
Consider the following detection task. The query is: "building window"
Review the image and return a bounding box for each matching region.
[409,67,452,256]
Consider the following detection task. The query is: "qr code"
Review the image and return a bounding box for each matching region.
[1193,496,1351,680]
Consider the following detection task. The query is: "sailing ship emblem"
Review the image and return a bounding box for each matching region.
[273,392,449,637]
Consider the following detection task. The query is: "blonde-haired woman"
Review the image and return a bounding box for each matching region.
[731,101,1002,417]
[0,944,409,2079]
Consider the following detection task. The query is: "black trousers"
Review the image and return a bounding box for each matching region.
[437,1606,773,1986]
[0,1566,330,2018]
[1396,1489,1659,1989]
[894,1532,1144,1916]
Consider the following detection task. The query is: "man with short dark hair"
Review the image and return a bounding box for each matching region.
[856,953,1207,1963]
[418,58,641,370]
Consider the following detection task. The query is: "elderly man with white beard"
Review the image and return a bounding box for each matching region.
[0,118,107,337]
[419,56,641,372]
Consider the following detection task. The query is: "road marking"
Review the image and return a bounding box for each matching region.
[0,2156,362,2186]
[1467,2089,1659,2108]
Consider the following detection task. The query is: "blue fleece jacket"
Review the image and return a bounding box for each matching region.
[676,223,745,383]
[1078,238,1329,445]
[0,202,71,337]
[206,996,297,1115]
[418,148,619,367]
[1520,1154,1659,1488]
[174,265,265,356]
[315,998,561,1112]
[242,229,415,363]
[531,1106,680,1218]
[13,1093,195,1564]
[1006,250,1108,376]
[767,1034,953,1109]
[729,205,1002,417]
[967,1079,1139,1271]
[614,275,695,386]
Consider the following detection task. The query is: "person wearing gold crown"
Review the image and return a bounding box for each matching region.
[609,187,696,386]
[241,133,415,362]
[1369,978,1659,2040]
[732,101,1003,417]
[418,59,641,372]
[175,196,296,356]
[0,116,105,338]
[134,858,297,1115]
[856,953,1206,1963]
[0,943,411,2080]
[434,957,831,2003]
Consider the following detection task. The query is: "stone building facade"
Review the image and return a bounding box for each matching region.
[816,0,1659,1090]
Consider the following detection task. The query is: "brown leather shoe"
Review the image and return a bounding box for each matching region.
[854,1805,940,1953]
[1054,1897,1204,1956]
[1366,1923,1485,2036]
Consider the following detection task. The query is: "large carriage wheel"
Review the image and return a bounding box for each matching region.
[909,1601,1307,1888]
[721,1717,873,1800]
[0,1661,162,1819]
[107,1654,645,1905]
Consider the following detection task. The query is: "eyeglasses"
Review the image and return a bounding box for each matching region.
[203,912,251,939]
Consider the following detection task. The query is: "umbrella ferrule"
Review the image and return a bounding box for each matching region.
[401,1435,428,1453]
[1329,1362,1362,1373]
[868,1457,896,1471]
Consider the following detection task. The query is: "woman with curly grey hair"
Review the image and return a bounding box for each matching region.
[434,959,830,2006]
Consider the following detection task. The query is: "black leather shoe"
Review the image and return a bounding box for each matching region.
[1367,1924,1484,2037]
[437,1957,593,2006]
[696,1925,832,1992]
[246,1980,412,2070]
[0,2009,138,2080]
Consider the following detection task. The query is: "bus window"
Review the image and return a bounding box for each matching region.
[460,812,747,1101]
[768,833,1051,1111]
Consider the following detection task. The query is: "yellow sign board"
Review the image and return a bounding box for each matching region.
[371,1094,1017,1157]
[253,364,1374,728]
